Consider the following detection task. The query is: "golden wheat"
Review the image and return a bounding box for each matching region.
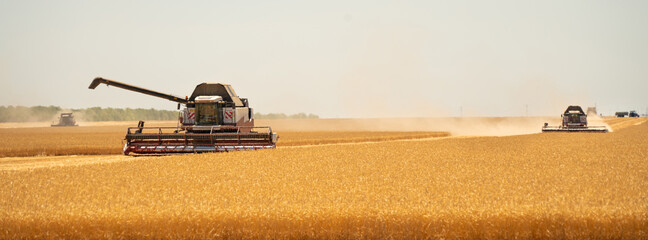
[0,126,126,157]
[277,131,448,146]
[0,125,447,157]
[603,117,647,131]
[0,118,646,239]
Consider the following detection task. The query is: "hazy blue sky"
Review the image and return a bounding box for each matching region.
[1,0,647,117]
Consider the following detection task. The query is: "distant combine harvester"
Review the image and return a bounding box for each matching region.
[542,106,608,133]
[51,113,78,127]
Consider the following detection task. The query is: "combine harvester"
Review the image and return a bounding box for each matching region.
[51,113,78,127]
[89,77,278,155]
[542,105,608,133]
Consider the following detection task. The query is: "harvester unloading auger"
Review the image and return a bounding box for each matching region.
[542,105,608,133]
[89,77,278,155]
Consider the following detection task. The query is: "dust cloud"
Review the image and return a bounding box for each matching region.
[587,114,613,132]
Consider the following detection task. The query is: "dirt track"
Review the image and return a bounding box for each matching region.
[0,155,149,171]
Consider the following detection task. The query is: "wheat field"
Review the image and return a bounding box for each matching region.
[0,126,447,157]
[0,116,568,157]
[0,117,646,239]
[0,126,126,157]
[0,120,450,157]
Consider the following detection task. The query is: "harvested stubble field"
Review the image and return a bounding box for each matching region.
[0,117,647,239]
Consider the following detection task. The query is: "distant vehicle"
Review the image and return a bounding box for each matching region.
[51,113,78,127]
[616,111,640,117]
[542,105,608,133]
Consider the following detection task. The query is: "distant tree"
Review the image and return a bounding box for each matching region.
[255,112,319,119]
[0,105,318,122]
[0,106,179,122]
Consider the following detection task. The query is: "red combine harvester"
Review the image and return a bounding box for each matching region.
[542,105,608,133]
[89,77,278,155]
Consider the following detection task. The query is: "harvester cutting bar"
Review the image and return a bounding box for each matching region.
[123,126,277,155]
[124,144,276,155]
[126,133,273,141]
[541,126,608,133]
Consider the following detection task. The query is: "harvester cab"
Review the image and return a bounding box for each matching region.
[89,77,278,155]
[562,106,588,128]
[542,105,608,133]
[176,82,255,132]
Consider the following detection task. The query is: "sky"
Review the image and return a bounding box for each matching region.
[1,0,647,118]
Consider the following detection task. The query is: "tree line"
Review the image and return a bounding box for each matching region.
[0,105,318,122]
